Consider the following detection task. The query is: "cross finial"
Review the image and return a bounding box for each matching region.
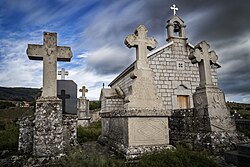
[79,86,88,97]
[58,68,69,80]
[125,25,157,69]
[170,4,178,15]
[189,41,218,87]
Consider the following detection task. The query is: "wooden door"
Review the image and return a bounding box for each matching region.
[177,95,189,109]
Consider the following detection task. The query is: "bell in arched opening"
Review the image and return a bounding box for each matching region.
[173,21,180,33]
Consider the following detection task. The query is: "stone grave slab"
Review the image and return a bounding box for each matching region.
[57,80,77,115]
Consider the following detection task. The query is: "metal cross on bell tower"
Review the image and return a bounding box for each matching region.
[170,4,178,15]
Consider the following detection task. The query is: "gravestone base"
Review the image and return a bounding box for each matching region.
[99,109,172,160]
[193,85,236,131]
[33,98,64,157]
[18,98,78,157]
[78,117,91,127]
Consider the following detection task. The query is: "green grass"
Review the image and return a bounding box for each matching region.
[77,121,102,143]
[138,146,217,167]
[59,145,218,167]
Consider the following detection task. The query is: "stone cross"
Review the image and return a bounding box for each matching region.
[188,41,218,87]
[125,25,157,69]
[170,4,178,15]
[79,86,88,97]
[27,32,72,98]
[58,68,69,80]
[57,89,70,114]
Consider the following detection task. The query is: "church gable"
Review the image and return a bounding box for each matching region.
[108,13,219,111]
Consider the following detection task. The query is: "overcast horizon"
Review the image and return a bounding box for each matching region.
[0,0,249,103]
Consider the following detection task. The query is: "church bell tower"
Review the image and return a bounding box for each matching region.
[166,4,187,41]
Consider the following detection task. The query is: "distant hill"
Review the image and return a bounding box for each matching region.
[0,87,41,102]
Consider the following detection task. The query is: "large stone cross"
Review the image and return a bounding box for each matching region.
[79,86,88,97]
[125,25,157,69]
[58,68,69,80]
[27,32,72,98]
[189,41,218,87]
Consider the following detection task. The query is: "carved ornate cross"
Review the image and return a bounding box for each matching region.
[189,41,218,87]
[125,25,157,69]
[79,86,88,97]
[170,4,178,15]
[58,68,69,80]
[27,32,72,98]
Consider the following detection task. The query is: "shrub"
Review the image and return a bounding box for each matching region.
[0,101,15,109]
[0,122,19,150]
[77,121,101,143]
[89,101,101,110]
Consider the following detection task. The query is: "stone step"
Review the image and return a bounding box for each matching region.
[224,151,250,167]
[238,144,250,155]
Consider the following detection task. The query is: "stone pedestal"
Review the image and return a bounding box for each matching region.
[77,97,91,127]
[124,68,164,110]
[193,85,236,132]
[33,98,64,157]
[99,109,172,160]
[191,86,247,152]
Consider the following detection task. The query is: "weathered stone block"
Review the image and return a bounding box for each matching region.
[128,117,168,146]
[18,116,34,154]
[62,114,78,148]
[33,98,63,157]
[99,109,170,159]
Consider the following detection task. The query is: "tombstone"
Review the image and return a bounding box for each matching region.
[57,80,77,115]
[18,32,77,157]
[77,86,91,127]
[99,25,171,160]
[189,41,236,131]
[188,41,242,150]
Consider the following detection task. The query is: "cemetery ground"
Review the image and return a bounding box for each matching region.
[0,100,249,166]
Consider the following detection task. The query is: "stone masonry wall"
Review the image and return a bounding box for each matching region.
[18,116,34,154]
[62,115,78,148]
[33,99,63,157]
[169,109,247,153]
[101,97,124,113]
[18,99,78,157]
[112,39,218,110]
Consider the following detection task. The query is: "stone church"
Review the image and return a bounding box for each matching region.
[100,14,220,112]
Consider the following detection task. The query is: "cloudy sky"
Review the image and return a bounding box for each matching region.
[0,0,249,103]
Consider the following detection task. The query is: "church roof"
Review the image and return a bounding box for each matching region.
[109,41,174,86]
[109,41,221,87]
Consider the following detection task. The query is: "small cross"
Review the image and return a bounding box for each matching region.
[79,86,88,97]
[57,89,70,114]
[125,25,157,69]
[170,4,178,15]
[58,68,69,80]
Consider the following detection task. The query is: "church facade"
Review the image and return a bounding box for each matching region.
[100,14,220,112]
